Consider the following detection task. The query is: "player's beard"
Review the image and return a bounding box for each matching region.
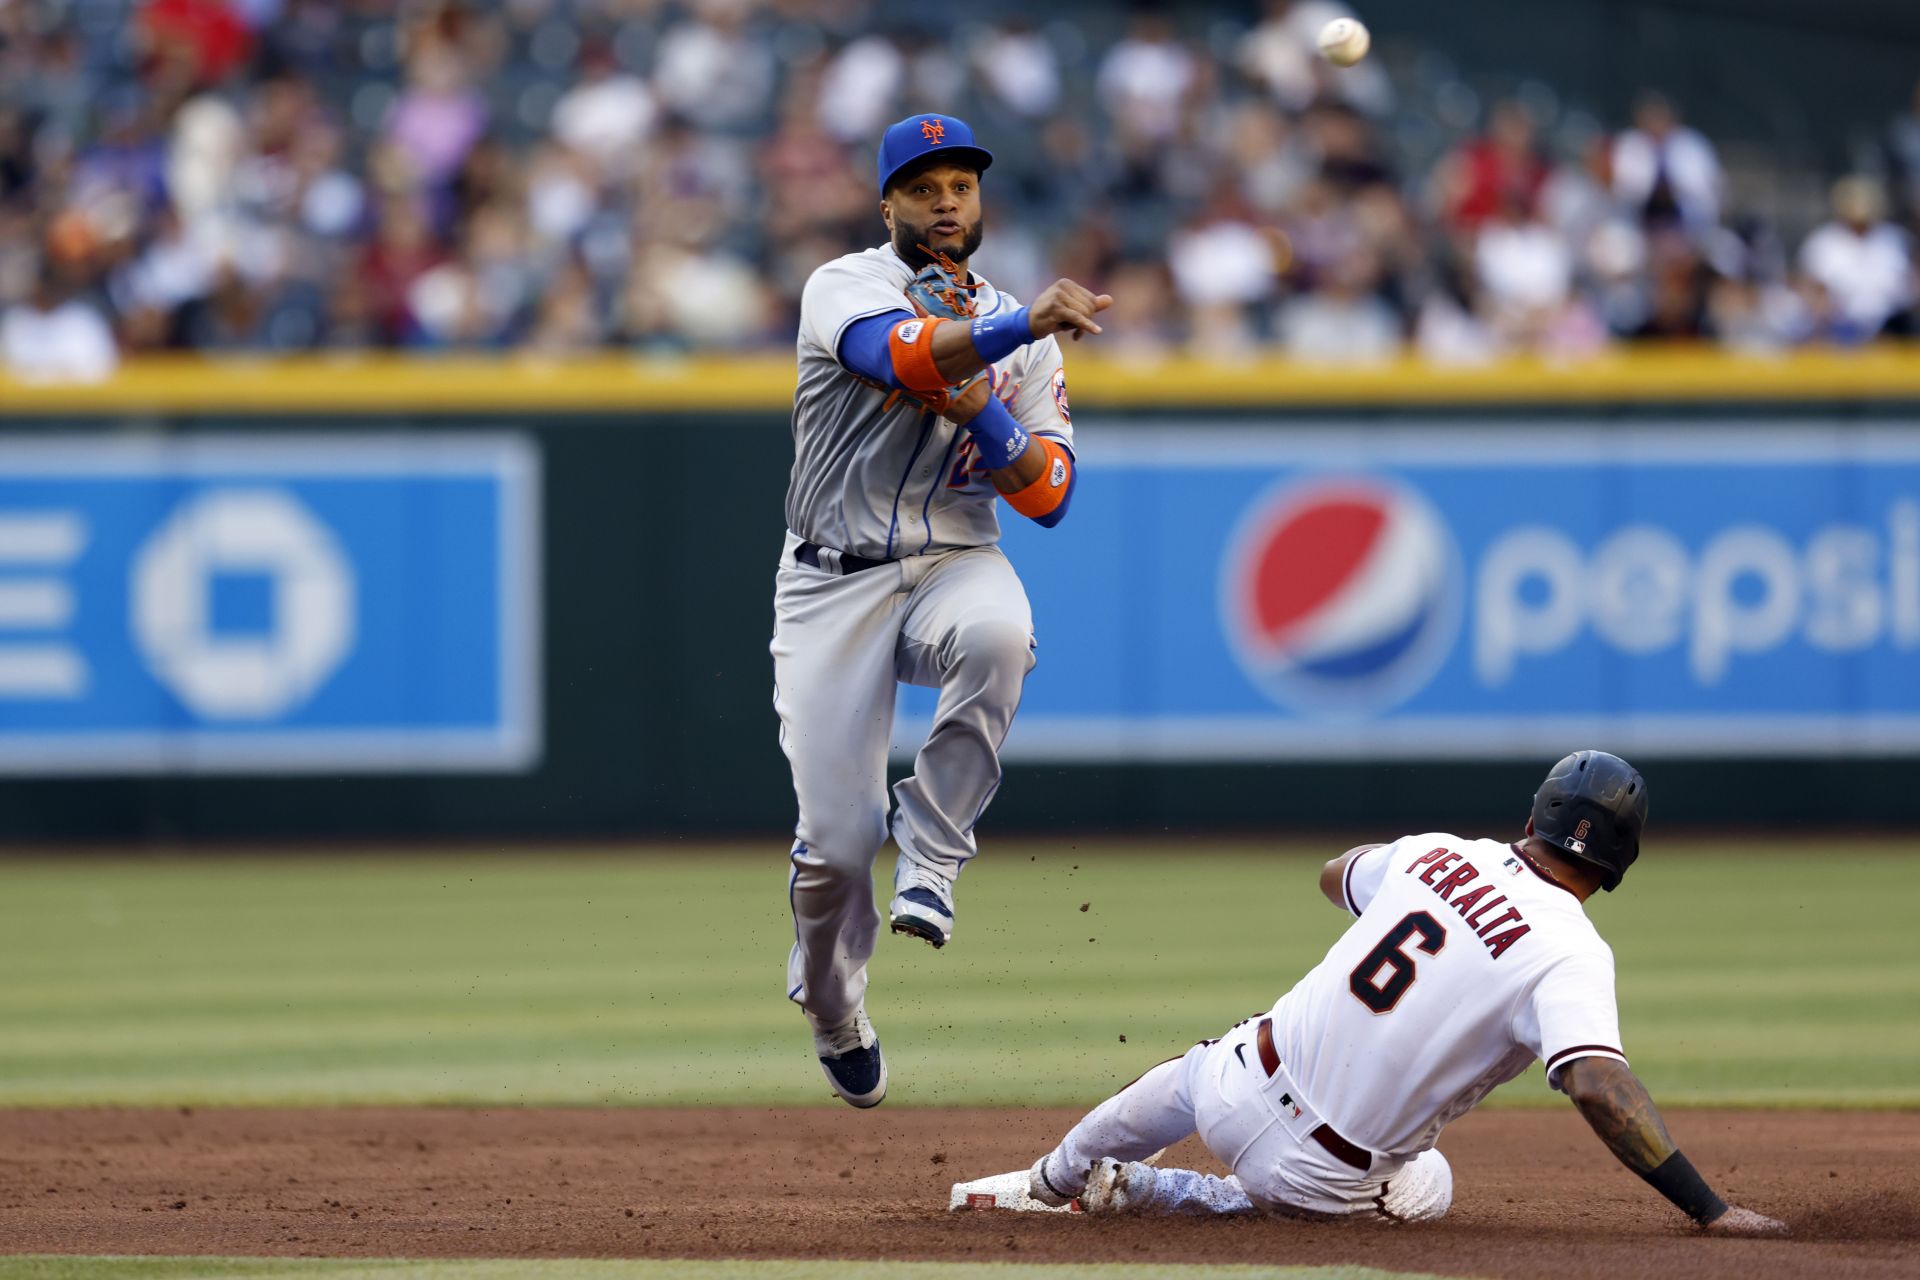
[893,215,984,271]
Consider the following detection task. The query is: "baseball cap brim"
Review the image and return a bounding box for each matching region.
[881,146,993,194]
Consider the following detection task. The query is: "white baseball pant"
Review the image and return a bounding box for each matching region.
[1036,1017,1454,1220]
[771,530,1036,1026]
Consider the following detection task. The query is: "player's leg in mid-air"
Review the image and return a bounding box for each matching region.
[886,545,1037,948]
[770,536,912,1107]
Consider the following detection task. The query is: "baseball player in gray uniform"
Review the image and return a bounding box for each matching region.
[774,113,1111,1107]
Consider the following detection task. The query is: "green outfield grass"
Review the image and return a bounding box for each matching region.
[0,841,1913,1109]
[0,1260,1462,1280]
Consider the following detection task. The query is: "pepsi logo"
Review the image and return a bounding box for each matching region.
[1220,478,1462,714]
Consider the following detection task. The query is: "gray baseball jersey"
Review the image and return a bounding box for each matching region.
[788,243,1073,561]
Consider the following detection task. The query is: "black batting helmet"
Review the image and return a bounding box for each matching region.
[1529,751,1648,892]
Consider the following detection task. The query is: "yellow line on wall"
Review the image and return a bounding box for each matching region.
[4,347,1920,414]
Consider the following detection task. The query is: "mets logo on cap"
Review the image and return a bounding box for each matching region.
[1219,476,1462,715]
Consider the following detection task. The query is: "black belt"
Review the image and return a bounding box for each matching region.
[1256,1018,1373,1172]
[795,541,894,575]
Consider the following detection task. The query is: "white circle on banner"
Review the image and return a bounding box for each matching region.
[132,489,356,720]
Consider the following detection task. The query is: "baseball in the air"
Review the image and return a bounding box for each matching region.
[1318,17,1371,67]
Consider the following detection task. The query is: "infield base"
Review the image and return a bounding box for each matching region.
[948,1169,1081,1213]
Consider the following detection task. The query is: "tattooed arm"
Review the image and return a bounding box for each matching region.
[1560,1055,1679,1172]
[1559,1057,1787,1236]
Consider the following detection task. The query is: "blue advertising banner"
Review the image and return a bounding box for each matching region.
[895,423,1920,759]
[0,434,540,774]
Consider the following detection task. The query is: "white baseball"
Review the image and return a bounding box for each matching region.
[1318,17,1371,67]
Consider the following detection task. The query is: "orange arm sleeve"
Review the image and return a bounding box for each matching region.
[1004,438,1073,521]
[888,316,950,395]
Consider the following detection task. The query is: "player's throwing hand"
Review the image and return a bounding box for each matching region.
[1702,1206,1790,1237]
[1029,278,1113,341]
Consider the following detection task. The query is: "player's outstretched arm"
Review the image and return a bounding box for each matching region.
[920,276,1113,383]
[1559,1056,1787,1236]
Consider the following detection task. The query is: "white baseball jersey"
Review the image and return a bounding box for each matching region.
[1268,833,1627,1159]
[789,244,1073,561]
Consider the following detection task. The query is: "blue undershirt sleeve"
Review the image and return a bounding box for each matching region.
[836,311,915,387]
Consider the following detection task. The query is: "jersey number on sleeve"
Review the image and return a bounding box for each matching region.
[1349,911,1447,1014]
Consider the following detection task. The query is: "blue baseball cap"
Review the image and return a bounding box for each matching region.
[876,113,993,194]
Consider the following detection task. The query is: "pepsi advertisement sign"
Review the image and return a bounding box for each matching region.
[893,424,1920,759]
[0,434,540,774]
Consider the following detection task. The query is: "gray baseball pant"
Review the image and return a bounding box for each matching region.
[771,530,1036,1027]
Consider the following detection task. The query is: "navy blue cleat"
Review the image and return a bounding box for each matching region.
[812,1006,887,1108]
[889,857,955,948]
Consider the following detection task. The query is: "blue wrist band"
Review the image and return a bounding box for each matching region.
[965,394,1030,469]
[969,306,1034,364]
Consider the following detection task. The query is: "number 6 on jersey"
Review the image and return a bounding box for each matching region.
[1349,911,1447,1013]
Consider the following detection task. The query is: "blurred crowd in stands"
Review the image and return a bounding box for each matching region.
[4,0,1920,379]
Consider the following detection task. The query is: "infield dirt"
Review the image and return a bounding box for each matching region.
[0,1107,1914,1279]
